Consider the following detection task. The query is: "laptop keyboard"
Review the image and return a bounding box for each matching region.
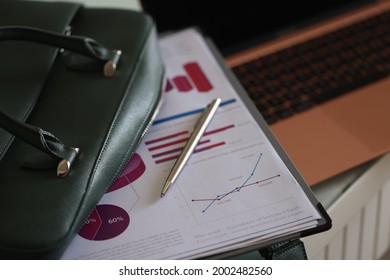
[232,10,390,125]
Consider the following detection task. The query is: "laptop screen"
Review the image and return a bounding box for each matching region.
[141,0,374,55]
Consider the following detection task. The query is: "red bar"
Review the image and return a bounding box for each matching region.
[155,155,179,164]
[154,141,225,164]
[148,137,189,152]
[194,142,225,153]
[173,76,192,92]
[184,62,213,92]
[203,124,235,136]
[145,130,188,145]
[152,140,211,158]
[152,147,182,159]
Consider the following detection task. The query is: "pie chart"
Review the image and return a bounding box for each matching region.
[107,153,146,193]
[78,204,130,241]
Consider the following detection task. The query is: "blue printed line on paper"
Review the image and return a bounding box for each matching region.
[153,98,237,125]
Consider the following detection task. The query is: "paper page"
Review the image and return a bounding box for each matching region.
[62,28,321,260]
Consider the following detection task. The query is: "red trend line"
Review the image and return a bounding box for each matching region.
[191,152,280,212]
[191,175,280,203]
[192,187,241,202]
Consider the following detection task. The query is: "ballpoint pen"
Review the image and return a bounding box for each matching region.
[160,98,221,198]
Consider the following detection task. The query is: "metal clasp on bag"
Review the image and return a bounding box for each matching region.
[67,49,122,77]
[57,147,79,177]
[104,50,122,77]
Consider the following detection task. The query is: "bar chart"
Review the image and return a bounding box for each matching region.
[145,124,234,164]
[165,62,213,93]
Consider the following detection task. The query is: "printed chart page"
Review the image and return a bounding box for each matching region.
[62,28,321,260]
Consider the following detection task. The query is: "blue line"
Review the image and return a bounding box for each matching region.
[201,153,264,212]
[241,153,262,187]
[202,197,218,213]
[153,98,236,125]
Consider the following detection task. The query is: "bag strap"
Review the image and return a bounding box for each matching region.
[0,26,122,177]
[0,26,121,77]
[0,107,78,177]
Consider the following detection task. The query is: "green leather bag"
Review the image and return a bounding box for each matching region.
[0,1,164,259]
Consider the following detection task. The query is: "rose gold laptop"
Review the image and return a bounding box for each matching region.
[141,0,390,186]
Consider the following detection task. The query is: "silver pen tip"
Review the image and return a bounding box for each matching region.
[160,181,172,198]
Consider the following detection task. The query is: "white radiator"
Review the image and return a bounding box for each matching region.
[303,153,390,260]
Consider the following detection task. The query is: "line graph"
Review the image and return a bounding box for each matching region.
[191,153,280,213]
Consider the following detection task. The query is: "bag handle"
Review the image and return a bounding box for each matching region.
[0,108,78,177]
[0,26,122,177]
[0,26,122,77]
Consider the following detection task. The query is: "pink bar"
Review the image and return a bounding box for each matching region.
[155,155,179,164]
[154,141,225,164]
[145,130,188,145]
[152,140,211,158]
[148,137,189,152]
[194,142,225,153]
[173,76,192,92]
[184,62,213,92]
[203,124,235,136]
[165,79,174,92]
